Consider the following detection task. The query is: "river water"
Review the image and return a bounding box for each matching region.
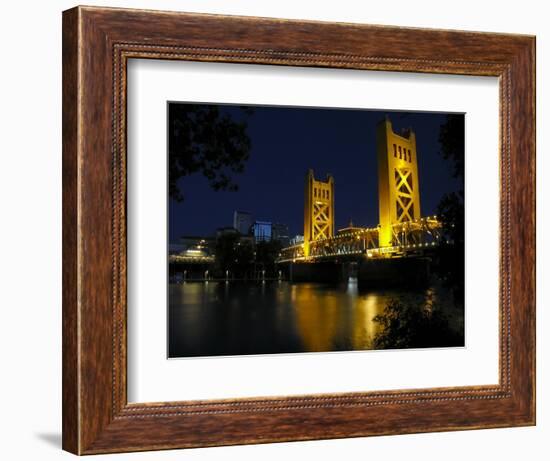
[168,280,460,358]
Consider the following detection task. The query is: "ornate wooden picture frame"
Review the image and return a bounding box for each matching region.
[62,5,535,455]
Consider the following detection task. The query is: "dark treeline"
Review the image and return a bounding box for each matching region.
[214,234,282,279]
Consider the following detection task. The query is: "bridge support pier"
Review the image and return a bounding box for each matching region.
[287,262,342,283]
[279,256,432,287]
[356,257,431,289]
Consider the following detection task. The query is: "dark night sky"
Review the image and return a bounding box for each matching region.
[169,104,463,241]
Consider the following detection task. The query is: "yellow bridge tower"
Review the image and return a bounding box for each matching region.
[303,169,335,257]
[377,118,421,248]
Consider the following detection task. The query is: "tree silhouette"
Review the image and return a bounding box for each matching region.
[373,298,463,349]
[438,114,465,180]
[436,192,465,301]
[255,240,283,277]
[435,114,465,304]
[168,104,253,201]
[214,233,254,279]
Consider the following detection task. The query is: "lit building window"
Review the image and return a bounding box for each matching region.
[253,221,272,242]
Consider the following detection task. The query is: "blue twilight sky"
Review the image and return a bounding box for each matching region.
[168,103,463,241]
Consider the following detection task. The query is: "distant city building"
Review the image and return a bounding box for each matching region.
[272,223,290,247]
[253,221,272,243]
[233,210,253,235]
[290,235,304,246]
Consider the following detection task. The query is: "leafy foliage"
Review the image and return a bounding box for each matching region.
[373,298,463,349]
[214,235,283,279]
[255,240,283,276]
[168,104,253,201]
[438,114,465,180]
[434,114,465,305]
[214,233,254,279]
[435,192,465,301]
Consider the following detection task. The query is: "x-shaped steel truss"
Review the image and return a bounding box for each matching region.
[395,168,415,222]
[312,202,331,241]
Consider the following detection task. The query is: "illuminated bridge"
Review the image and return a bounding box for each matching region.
[278,217,442,263]
[276,118,444,269]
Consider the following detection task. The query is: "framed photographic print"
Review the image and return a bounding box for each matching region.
[62,6,535,455]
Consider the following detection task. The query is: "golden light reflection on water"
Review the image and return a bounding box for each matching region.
[292,281,386,352]
[354,293,385,349]
[169,281,428,357]
[293,285,340,352]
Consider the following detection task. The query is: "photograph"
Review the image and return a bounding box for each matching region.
[167,102,466,358]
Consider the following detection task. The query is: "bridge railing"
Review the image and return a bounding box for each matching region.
[308,227,379,258]
[390,216,442,247]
